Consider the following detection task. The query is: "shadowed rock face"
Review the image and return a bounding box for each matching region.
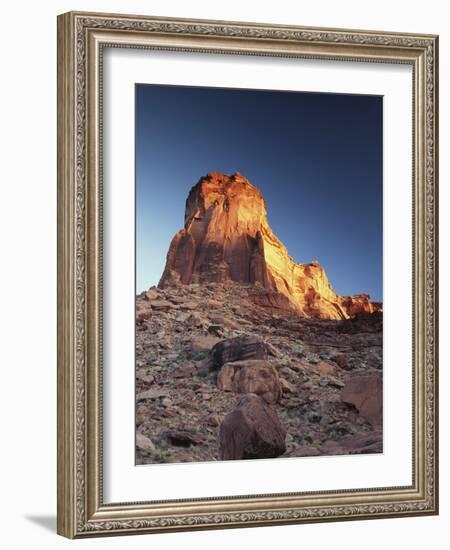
[341,372,383,429]
[219,394,286,460]
[159,172,380,320]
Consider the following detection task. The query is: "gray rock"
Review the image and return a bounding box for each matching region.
[136,388,169,401]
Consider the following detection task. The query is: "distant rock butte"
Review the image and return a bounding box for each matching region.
[158,172,381,320]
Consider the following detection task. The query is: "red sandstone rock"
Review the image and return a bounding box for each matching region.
[159,172,381,320]
[190,335,221,354]
[217,359,282,403]
[219,394,286,460]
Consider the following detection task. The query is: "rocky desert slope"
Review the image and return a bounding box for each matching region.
[136,173,383,464]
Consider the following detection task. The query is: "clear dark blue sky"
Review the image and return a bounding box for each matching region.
[136,84,382,301]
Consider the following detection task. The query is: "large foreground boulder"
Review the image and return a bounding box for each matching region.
[341,372,382,428]
[219,394,286,460]
[211,334,268,368]
[217,360,282,403]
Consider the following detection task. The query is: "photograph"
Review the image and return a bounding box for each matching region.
[134,84,383,465]
[54,9,438,539]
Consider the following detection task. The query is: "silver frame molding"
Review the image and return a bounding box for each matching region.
[57,11,439,538]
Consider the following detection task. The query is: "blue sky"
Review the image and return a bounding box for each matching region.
[136,84,382,301]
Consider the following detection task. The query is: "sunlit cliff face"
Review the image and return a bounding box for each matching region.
[185,172,268,241]
[159,172,381,320]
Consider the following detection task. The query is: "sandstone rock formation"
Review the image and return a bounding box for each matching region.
[219,394,286,460]
[217,359,282,404]
[159,172,380,320]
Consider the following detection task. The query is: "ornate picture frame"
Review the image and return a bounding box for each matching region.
[57,11,439,538]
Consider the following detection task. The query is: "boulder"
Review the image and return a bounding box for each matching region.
[217,360,282,403]
[211,334,268,368]
[219,394,286,460]
[144,287,160,301]
[319,430,383,455]
[149,299,177,311]
[136,433,156,452]
[190,335,221,354]
[136,370,155,385]
[341,372,382,428]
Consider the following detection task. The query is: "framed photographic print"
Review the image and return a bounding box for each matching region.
[57,11,439,538]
